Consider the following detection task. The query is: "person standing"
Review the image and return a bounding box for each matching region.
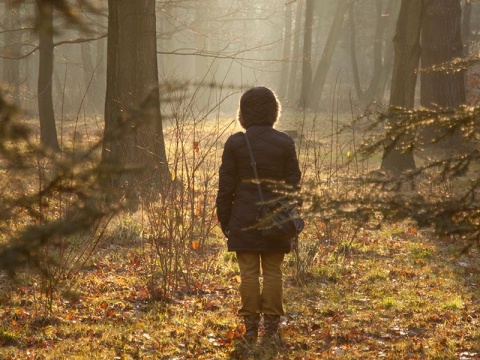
[216,86,301,356]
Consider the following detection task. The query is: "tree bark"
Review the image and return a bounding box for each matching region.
[95,11,107,114]
[420,0,465,144]
[380,0,424,174]
[36,0,61,152]
[373,0,400,101]
[462,1,472,55]
[103,0,169,192]
[366,0,399,101]
[421,0,465,109]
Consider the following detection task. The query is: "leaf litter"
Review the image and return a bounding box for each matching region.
[0,224,478,359]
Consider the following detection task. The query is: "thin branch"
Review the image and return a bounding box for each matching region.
[0,33,107,60]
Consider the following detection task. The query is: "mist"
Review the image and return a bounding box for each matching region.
[1,2,480,359]
[3,0,461,122]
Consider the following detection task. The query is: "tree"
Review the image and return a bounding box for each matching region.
[278,0,294,98]
[461,0,473,56]
[33,0,98,151]
[420,0,466,145]
[102,0,169,194]
[36,0,61,152]
[308,0,350,109]
[299,0,314,107]
[0,0,120,281]
[349,0,400,104]
[287,0,304,104]
[380,0,424,174]
[2,0,22,100]
[79,8,107,117]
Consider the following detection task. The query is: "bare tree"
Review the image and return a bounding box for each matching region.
[36,0,61,151]
[102,0,169,194]
[420,0,466,145]
[79,7,106,116]
[380,0,424,174]
[308,0,350,109]
[299,0,314,107]
[278,0,293,98]
[2,0,22,99]
[349,0,400,104]
[2,0,100,150]
[461,0,472,55]
[287,0,304,104]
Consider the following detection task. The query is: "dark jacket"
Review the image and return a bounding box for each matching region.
[216,124,301,253]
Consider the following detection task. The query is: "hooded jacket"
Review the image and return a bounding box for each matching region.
[216,124,301,253]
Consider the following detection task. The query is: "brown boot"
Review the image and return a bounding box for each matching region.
[231,314,260,359]
[243,314,260,344]
[260,314,286,356]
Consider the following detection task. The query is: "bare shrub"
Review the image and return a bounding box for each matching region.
[286,105,368,283]
[136,83,238,301]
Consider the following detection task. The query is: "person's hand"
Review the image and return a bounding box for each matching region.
[221,224,230,238]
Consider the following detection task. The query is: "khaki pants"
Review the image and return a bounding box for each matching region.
[236,251,285,316]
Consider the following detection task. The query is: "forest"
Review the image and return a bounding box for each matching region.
[0,0,479,359]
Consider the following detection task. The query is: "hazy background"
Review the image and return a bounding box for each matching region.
[1,0,480,123]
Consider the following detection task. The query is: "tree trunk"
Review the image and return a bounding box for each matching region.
[462,1,472,55]
[80,30,96,114]
[95,11,107,115]
[3,0,22,100]
[350,0,399,104]
[366,0,387,100]
[103,0,169,193]
[194,3,209,83]
[299,0,314,107]
[278,0,293,99]
[380,0,424,174]
[36,0,61,152]
[420,0,465,144]
[348,1,363,101]
[287,0,304,104]
[366,0,399,100]
[309,0,350,109]
[373,0,401,101]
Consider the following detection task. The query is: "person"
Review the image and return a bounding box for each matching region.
[216,86,301,356]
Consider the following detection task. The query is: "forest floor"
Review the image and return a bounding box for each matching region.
[0,221,478,360]
[0,111,479,359]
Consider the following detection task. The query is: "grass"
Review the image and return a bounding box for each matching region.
[0,221,478,359]
[1,102,479,359]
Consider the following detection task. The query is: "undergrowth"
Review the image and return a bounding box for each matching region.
[0,222,478,359]
[1,86,480,359]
